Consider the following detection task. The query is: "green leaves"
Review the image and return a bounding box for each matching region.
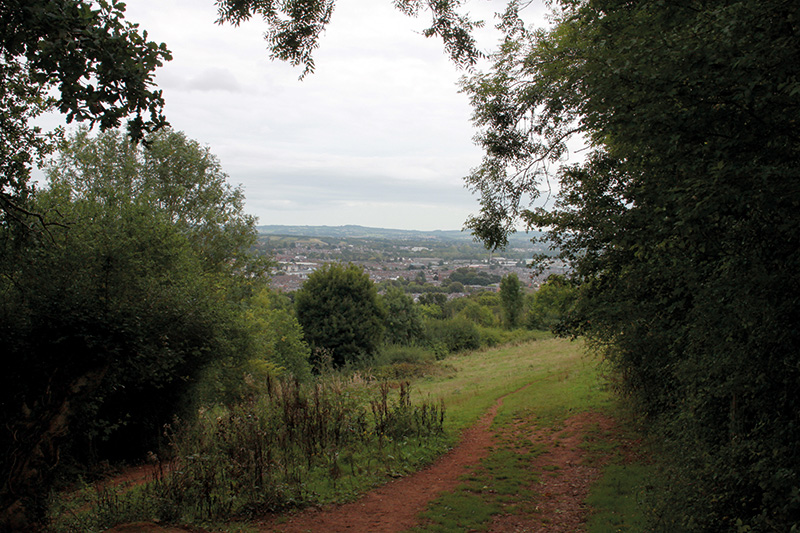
[215,0,482,77]
[462,0,800,528]
[295,263,385,367]
[0,0,171,224]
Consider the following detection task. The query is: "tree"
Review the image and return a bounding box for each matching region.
[0,0,170,222]
[45,127,260,274]
[295,263,385,367]
[0,130,259,529]
[499,273,523,328]
[462,1,800,529]
[381,286,424,345]
[448,267,501,286]
[525,275,574,331]
[457,299,496,328]
[245,288,312,382]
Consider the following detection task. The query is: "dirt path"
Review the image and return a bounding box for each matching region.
[488,412,617,532]
[108,393,624,532]
[253,401,503,532]
[253,384,620,533]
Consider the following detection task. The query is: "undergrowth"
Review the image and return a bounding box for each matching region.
[48,376,447,531]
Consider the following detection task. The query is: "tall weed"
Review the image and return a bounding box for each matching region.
[50,375,447,529]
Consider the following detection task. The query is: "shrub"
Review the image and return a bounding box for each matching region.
[424,316,482,354]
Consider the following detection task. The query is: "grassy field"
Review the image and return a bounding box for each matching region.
[412,337,610,428]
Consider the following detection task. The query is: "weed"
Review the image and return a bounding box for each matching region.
[48,376,447,530]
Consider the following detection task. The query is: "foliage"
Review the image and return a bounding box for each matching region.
[295,263,385,367]
[0,0,170,221]
[462,0,800,529]
[49,377,446,529]
[215,0,482,77]
[245,288,312,382]
[418,292,448,309]
[499,273,524,328]
[455,299,497,328]
[46,127,261,275]
[0,130,259,529]
[423,316,482,355]
[448,266,501,286]
[525,275,575,331]
[381,286,424,345]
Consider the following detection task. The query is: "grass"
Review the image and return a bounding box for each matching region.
[413,337,608,430]
[411,338,651,532]
[412,440,543,532]
[586,463,651,532]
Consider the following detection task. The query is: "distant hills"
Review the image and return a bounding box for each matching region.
[256,225,543,247]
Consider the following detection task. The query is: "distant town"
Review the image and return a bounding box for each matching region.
[255,225,566,294]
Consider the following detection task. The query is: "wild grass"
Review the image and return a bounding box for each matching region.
[48,337,651,531]
[48,376,447,531]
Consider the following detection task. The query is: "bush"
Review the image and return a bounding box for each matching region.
[424,316,482,355]
[48,377,447,528]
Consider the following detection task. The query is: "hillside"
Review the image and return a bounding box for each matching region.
[256,224,545,248]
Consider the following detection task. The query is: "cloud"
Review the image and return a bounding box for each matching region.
[186,68,244,92]
[42,0,554,231]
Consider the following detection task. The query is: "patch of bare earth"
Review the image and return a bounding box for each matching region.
[488,412,618,532]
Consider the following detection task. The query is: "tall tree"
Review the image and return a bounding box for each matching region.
[499,273,523,329]
[295,263,385,367]
[462,0,800,529]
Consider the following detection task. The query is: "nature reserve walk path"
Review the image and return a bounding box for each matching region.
[250,383,618,532]
[108,380,624,532]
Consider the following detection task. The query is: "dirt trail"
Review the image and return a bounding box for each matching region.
[108,389,623,532]
[254,401,503,532]
[489,412,617,532]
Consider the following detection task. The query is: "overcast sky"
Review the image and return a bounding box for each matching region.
[93,0,550,231]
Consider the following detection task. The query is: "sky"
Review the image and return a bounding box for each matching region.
[65,0,551,231]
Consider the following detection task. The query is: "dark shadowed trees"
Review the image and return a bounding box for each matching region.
[0,129,259,529]
[462,0,800,529]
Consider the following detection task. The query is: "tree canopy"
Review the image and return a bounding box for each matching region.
[0,129,260,529]
[462,0,800,529]
[295,263,385,367]
[0,0,170,222]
